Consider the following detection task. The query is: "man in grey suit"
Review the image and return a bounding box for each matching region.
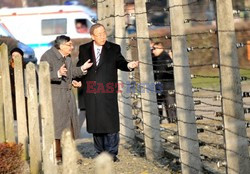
[40,35,93,164]
[77,23,139,162]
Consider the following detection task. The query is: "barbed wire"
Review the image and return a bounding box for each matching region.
[93,1,250,172]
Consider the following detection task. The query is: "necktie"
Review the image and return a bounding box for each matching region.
[96,48,101,65]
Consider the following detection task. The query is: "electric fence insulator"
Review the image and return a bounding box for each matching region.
[236,43,244,48]
[209,29,216,34]
[215,112,223,117]
[233,10,240,15]
[158,104,163,109]
[194,100,201,105]
[197,128,204,133]
[215,125,224,131]
[242,91,250,97]
[213,94,222,101]
[161,139,167,142]
[244,108,250,114]
[199,141,206,146]
[200,155,209,160]
[190,74,196,78]
[240,76,247,81]
[195,115,203,120]
[167,63,173,67]
[129,74,134,79]
[212,64,219,68]
[168,90,175,95]
[246,122,250,128]
[187,47,194,52]
[217,161,227,168]
[168,103,176,109]
[135,118,141,125]
[171,132,177,136]
[192,88,199,92]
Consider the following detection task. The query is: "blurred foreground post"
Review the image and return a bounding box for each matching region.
[61,129,77,174]
[95,152,113,174]
[216,0,250,173]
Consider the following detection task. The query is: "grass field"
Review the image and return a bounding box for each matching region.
[191,68,250,90]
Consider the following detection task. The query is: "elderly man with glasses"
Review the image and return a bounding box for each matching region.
[40,35,93,164]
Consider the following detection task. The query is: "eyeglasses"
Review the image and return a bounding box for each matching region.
[63,43,73,47]
[93,32,107,38]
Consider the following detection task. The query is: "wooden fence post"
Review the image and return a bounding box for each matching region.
[134,0,163,160]
[61,129,77,174]
[115,0,135,144]
[169,0,202,173]
[0,43,15,142]
[0,53,5,143]
[26,63,42,174]
[216,0,250,173]
[39,62,57,174]
[14,55,28,160]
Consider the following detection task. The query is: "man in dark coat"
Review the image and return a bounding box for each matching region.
[40,35,93,163]
[151,42,177,123]
[77,23,139,162]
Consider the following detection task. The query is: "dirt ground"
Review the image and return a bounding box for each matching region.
[72,122,172,174]
[74,138,171,174]
[20,82,250,174]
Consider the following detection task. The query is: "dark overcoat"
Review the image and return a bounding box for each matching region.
[40,47,84,139]
[77,41,130,133]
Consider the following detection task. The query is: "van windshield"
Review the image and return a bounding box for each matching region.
[42,19,67,35]
[0,24,15,38]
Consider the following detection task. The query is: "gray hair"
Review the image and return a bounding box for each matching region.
[89,23,105,35]
[54,35,71,49]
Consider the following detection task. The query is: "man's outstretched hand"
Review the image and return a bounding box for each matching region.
[81,59,93,71]
[128,61,139,69]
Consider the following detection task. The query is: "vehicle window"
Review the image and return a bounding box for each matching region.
[0,24,13,37]
[75,19,92,34]
[42,19,67,35]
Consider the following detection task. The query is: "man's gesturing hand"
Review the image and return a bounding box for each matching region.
[81,59,93,71]
[59,64,67,76]
[128,61,139,69]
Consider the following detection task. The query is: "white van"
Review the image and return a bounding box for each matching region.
[0,5,95,63]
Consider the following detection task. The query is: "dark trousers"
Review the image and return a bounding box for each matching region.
[93,133,119,157]
[55,122,75,161]
[156,81,177,123]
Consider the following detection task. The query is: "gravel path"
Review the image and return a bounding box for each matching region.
[74,123,171,174]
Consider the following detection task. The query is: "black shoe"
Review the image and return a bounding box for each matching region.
[113,156,120,162]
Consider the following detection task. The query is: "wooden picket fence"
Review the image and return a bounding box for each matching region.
[0,43,79,174]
